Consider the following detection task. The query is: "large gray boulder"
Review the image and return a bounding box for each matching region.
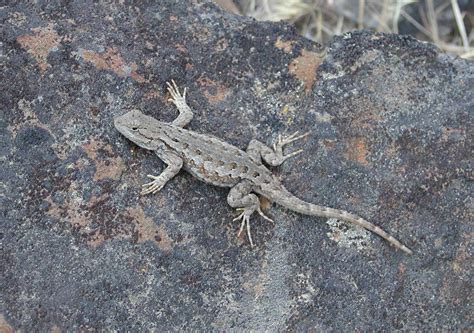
[1,1,471,331]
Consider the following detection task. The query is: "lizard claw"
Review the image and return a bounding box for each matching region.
[233,209,254,247]
[166,80,186,105]
[232,207,273,247]
[141,174,166,195]
[272,131,310,162]
[275,131,310,149]
[282,149,304,161]
[257,207,274,224]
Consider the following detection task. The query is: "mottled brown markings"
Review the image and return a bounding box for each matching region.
[211,171,221,180]
[186,154,236,185]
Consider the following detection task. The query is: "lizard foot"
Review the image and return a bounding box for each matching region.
[273,131,310,161]
[166,80,187,105]
[233,207,274,247]
[141,174,166,195]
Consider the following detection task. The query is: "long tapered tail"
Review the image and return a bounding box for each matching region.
[258,187,413,254]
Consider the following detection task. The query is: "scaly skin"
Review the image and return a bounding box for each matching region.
[114,80,413,254]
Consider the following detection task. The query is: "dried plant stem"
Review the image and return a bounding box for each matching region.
[450,0,469,52]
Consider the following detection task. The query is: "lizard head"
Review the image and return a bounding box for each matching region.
[114,110,163,150]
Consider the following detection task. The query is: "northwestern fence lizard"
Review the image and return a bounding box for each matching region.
[114,80,412,254]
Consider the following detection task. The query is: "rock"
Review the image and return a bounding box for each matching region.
[1,1,471,331]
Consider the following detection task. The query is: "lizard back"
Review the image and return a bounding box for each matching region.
[150,123,276,188]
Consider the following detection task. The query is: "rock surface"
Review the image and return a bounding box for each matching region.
[1,1,472,331]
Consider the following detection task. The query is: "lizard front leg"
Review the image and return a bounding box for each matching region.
[227,180,273,247]
[141,146,183,195]
[246,131,309,166]
[166,80,193,128]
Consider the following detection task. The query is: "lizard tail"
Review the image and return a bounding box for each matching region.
[259,187,413,255]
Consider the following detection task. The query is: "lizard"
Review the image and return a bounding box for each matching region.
[114,80,413,255]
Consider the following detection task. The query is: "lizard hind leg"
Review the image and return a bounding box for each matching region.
[227,181,273,247]
[246,131,309,166]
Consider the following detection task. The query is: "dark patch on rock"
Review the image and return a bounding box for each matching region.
[1,1,471,331]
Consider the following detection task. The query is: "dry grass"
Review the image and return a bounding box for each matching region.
[239,0,473,59]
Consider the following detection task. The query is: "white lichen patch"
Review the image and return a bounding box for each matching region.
[326,218,371,251]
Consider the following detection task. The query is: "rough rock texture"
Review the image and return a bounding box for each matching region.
[1,1,472,331]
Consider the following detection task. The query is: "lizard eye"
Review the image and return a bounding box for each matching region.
[131,126,138,131]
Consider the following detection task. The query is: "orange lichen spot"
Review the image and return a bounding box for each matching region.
[288,49,324,92]
[0,314,14,333]
[46,190,173,251]
[321,138,336,149]
[8,99,52,136]
[275,37,293,53]
[79,47,145,82]
[17,23,61,72]
[174,43,187,53]
[45,188,91,231]
[82,139,125,181]
[50,325,62,333]
[344,137,370,166]
[125,207,172,252]
[214,38,228,52]
[197,76,230,104]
